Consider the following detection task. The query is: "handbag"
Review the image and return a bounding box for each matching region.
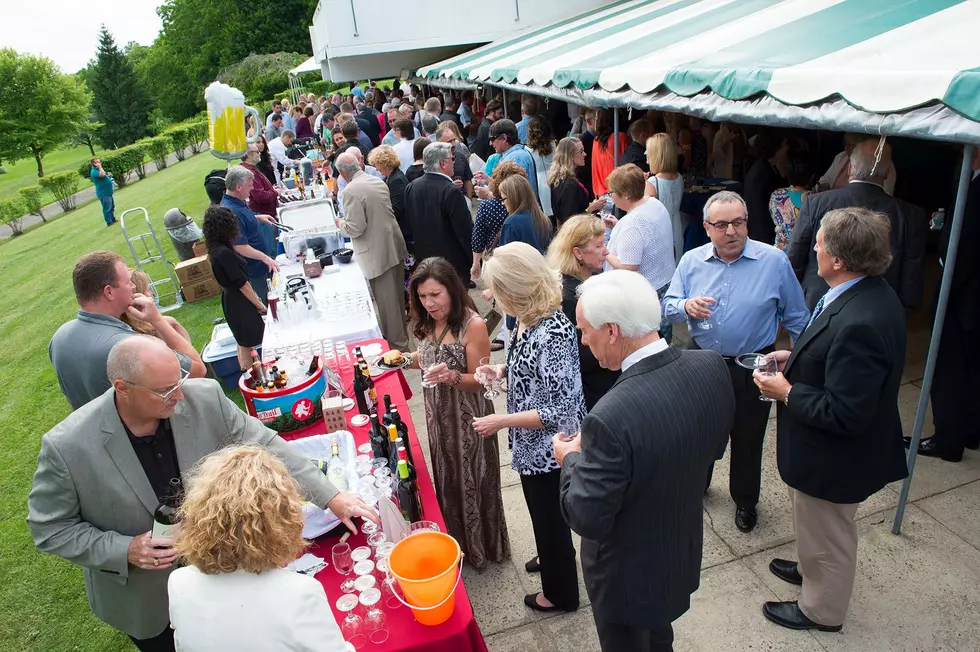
[480,220,506,333]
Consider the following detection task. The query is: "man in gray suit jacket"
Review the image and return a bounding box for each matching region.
[27,336,376,651]
[555,270,734,652]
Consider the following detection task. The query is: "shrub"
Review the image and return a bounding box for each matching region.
[166,125,194,161]
[99,145,147,187]
[188,121,209,153]
[0,198,26,236]
[38,172,80,212]
[18,186,46,222]
[142,136,171,170]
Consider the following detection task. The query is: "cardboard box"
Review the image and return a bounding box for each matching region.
[182,277,221,303]
[191,240,208,258]
[174,255,213,286]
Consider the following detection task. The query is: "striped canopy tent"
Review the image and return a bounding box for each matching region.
[417,0,980,533]
[416,0,980,144]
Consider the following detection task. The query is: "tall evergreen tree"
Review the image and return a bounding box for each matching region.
[89,26,152,149]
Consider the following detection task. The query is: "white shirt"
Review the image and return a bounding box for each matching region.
[820,151,896,195]
[621,338,670,372]
[393,138,416,172]
[168,566,346,652]
[267,137,296,169]
[607,198,676,291]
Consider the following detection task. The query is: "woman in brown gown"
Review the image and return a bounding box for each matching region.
[407,257,510,569]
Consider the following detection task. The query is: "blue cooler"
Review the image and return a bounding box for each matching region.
[202,324,254,390]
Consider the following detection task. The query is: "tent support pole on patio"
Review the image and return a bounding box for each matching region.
[893,143,975,534]
[613,109,620,166]
[502,89,508,119]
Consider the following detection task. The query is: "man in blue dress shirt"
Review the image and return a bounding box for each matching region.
[219,166,279,304]
[489,119,539,200]
[664,190,808,534]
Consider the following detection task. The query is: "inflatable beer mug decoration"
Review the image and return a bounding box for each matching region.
[205,82,261,160]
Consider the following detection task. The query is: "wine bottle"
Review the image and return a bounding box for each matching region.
[397,442,417,483]
[386,424,400,476]
[152,478,182,541]
[381,395,394,428]
[353,365,371,415]
[250,349,264,386]
[326,440,349,491]
[396,460,423,523]
[369,412,389,461]
[306,354,320,377]
[391,407,410,447]
[360,363,378,406]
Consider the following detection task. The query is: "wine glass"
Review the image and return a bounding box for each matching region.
[336,341,351,368]
[336,593,366,649]
[361,520,379,536]
[359,588,388,644]
[351,547,373,564]
[381,574,403,610]
[756,355,779,402]
[332,543,356,594]
[367,532,387,549]
[419,348,439,389]
[695,295,716,330]
[477,357,502,400]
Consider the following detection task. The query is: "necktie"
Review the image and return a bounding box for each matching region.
[806,295,826,329]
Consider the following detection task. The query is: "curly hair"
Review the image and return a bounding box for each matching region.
[546,137,581,188]
[203,205,241,252]
[174,445,308,575]
[487,160,527,197]
[409,257,476,342]
[368,145,400,174]
[526,116,553,157]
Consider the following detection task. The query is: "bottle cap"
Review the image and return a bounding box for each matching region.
[397,459,409,478]
[387,423,397,440]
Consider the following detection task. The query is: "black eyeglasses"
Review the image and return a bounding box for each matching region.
[706,218,748,232]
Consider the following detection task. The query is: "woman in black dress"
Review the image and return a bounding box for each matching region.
[547,137,606,227]
[203,205,267,371]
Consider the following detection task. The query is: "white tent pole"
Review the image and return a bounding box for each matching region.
[503,89,509,119]
[892,143,975,534]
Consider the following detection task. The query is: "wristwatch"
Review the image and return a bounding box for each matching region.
[781,386,792,406]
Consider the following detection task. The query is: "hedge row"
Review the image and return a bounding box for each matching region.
[77,120,209,188]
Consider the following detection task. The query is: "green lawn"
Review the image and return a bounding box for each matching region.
[0,144,104,203]
[0,150,237,651]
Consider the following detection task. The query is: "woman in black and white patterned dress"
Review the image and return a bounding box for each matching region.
[473,242,585,614]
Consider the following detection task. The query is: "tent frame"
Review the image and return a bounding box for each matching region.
[413,72,978,534]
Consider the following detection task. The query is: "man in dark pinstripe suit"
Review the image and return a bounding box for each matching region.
[555,270,734,652]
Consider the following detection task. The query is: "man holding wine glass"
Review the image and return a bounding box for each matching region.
[663,190,809,534]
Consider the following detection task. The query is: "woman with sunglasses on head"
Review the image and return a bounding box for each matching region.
[203,205,267,372]
[548,137,606,227]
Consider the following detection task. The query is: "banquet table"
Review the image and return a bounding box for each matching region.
[280,338,489,652]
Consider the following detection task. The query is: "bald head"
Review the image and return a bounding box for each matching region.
[107,335,174,384]
[336,152,360,179]
[849,139,892,185]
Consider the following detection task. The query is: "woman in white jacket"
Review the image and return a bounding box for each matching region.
[168,446,347,652]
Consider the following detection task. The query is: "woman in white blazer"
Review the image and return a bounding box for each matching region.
[168,446,347,652]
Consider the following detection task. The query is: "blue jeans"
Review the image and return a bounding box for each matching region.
[99,195,115,224]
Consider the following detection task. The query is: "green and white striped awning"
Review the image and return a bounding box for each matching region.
[417,0,980,126]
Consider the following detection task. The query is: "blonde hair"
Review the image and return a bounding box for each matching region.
[437,120,464,142]
[499,175,552,243]
[175,446,308,574]
[547,214,605,277]
[483,242,561,326]
[488,161,526,197]
[368,145,400,173]
[121,270,156,335]
[646,133,678,175]
[547,137,581,188]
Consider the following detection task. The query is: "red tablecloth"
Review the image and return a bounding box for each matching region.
[280,338,488,652]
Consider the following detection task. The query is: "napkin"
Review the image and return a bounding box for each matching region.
[379,495,411,544]
[293,553,328,575]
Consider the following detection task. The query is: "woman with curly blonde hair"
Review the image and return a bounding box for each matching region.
[168,446,346,651]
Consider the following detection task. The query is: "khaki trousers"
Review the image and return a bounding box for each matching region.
[369,264,409,351]
[791,487,860,627]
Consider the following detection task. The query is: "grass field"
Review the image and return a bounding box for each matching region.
[0,150,232,651]
[0,144,104,204]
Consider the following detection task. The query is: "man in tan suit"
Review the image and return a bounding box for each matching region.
[27,336,376,651]
[335,151,410,350]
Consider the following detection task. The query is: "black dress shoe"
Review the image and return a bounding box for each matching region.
[966,439,980,451]
[524,556,540,573]
[735,506,757,533]
[523,593,574,613]
[769,558,803,585]
[762,601,842,632]
[467,280,477,289]
[904,437,963,462]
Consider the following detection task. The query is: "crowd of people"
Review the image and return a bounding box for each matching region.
[30,78,980,652]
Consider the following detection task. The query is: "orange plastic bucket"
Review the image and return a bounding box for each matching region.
[387,531,462,625]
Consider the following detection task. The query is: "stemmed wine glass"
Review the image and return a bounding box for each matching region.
[756,355,779,402]
[332,542,356,594]
[696,295,717,330]
[336,593,366,649]
[477,357,503,400]
[360,588,389,644]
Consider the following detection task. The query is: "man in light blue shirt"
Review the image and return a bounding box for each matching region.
[489,119,539,199]
[515,96,538,144]
[382,105,420,146]
[664,190,808,535]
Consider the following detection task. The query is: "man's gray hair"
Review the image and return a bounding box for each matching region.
[703,190,747,222]
[577,269,662,338]
[224,165,254,192]
[849,140,892,185]
[423,142,453,172]
[107,335,169,383]
[336,152,360,177]
[820,207,893,276]
[397,103,413,118]
[421,114,439,136]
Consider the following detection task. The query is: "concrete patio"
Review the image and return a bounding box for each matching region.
[400,311,980,652]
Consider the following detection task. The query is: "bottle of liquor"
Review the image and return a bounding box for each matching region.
[250,349,264,386]
[369,412,389,461]
[353,365,372,415]
[306,354,320,377]
[326,440,349,491]
[152,478,182,541]
[360,363,378,406]
[397,442,417,483]
[354,346,364,364]
[386,424,400,476]
[381,395,394,428]
[396,460,423,523]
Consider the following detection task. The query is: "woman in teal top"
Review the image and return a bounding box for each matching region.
[769,150,813,251]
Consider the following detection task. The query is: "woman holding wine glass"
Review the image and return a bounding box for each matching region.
[405,257,510,570]
[472,242,585,613]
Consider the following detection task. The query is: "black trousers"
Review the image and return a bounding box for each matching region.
[595,619,674,652]
[929,312,980,454]
[129,625,175,652]
[520,469,580,611]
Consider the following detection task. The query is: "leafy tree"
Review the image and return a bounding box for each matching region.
[71,115,103,156]
[18,186,46,222]
[0,198,26,236]
[217,52,306,101]
[0,49,91,177]
[90,26,153,149]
